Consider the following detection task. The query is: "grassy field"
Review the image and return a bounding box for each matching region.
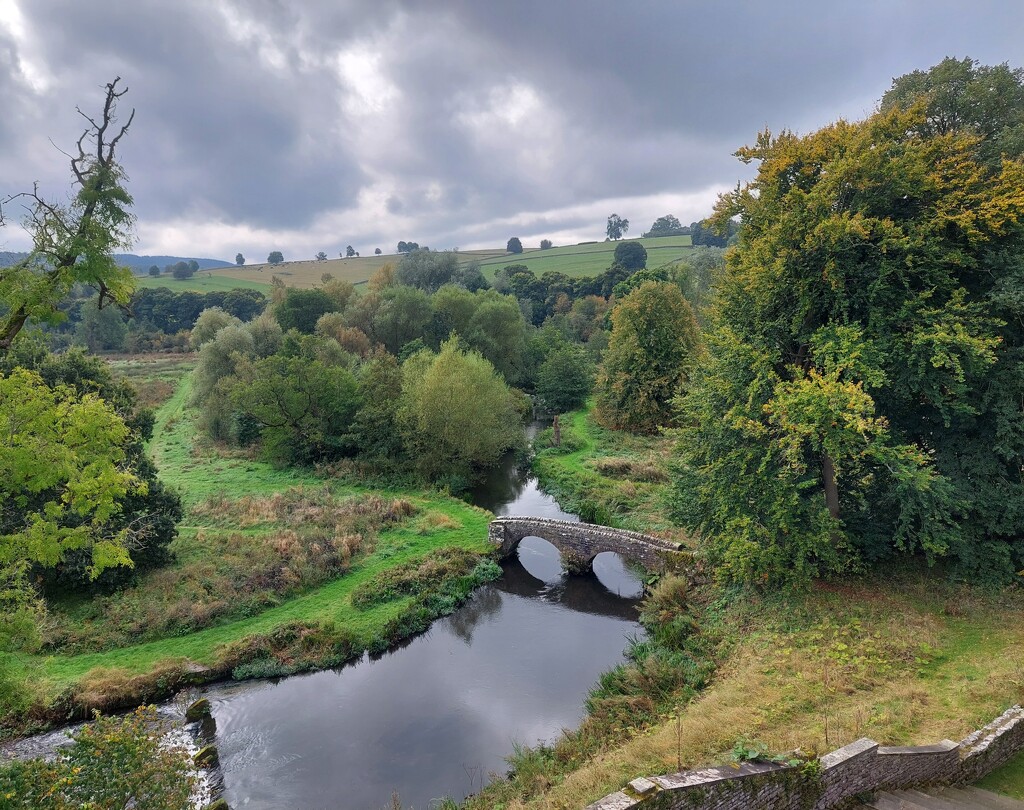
[136,238,696,292]
[134,273,271,293]
[477,575,1024,808]
[475,237,694,279]
[11,361,495,703]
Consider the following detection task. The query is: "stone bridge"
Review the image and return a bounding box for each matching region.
[488,516,684,574]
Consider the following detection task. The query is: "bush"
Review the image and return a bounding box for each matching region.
[0,706,198,809]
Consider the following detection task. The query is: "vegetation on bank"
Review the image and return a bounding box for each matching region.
[533,406,679,535]
[0,363,500,730]
[468,562,1024,809]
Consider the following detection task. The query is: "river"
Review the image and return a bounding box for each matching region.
[9,426,645,809]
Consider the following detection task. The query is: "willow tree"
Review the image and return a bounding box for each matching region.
[0,78,136,354]
[672,99,1024,585]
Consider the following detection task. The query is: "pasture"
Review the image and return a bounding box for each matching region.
[137,238,697,292]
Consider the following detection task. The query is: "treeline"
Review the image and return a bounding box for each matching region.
[36,286,268,353]
[188,245,723,488]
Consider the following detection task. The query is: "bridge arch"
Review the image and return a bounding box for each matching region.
[488,517,682,575]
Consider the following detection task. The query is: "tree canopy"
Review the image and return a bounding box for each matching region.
[398,340,523,481]
[595,281,700,432]
[672,92,1024,584]
[606,214,629,241]
[613,240,647,271]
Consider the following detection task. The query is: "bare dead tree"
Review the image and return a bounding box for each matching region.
[0,77,136,354]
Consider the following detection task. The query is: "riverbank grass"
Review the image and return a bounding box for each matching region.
[466,575,1024,809]
[534,405,680,536]
[6,364,496,720]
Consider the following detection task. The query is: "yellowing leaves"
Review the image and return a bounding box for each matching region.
[0,368,142,578]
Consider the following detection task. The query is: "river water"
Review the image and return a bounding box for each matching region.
[8,427,645,810]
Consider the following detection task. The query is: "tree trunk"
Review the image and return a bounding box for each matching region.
[821,452,840,521]
[552,413,561,447]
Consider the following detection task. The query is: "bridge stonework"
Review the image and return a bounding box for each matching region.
[488,517,683,574]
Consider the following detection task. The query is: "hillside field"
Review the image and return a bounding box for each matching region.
[136,237,696,292]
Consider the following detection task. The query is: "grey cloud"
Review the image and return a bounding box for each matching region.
[1,0,1021,256]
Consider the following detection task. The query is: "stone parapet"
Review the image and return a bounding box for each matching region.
[488,516,683,573]
[585,705,1024,810]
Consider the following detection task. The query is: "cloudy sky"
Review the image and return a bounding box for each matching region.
[0,1,1021,261]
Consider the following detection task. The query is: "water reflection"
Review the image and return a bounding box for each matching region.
[205,430,647,809]
[207,552,641,809]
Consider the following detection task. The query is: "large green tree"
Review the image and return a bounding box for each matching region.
[398,340,523,480]
[594,281,700,432]
[672,97,1024,584]
[0,79,136,354]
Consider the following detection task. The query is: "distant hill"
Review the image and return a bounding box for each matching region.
[0,251,233,273]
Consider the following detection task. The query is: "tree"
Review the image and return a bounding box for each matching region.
[594,281,699,432]
[398,340,523,480]
[234,352,360,465]
[672,97,1024,585]
[536,344,594,413]
[147,264,160,276]
[275,287,339,334]
[316,251,328,262]
[187,259,199,275]
[395,249,459,293]
[235,252,245,266]
[0,78,136,355]
[644,214,686,237]
[170,261,194,279]
[397,241,419,254]
[613,240,647,271]
[75,298,127,351]
[606,213,629,241]
[0,368,142,584]
[880,56,1024,165]
[375,247,382,255]
[506,236,523,254]
[346,245,356,258]
[0,346,181,593]
[190,306,241,349]
[267,251,284,264]
[540,239,553,250]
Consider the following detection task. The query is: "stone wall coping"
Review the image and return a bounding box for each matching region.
[587,791,637,809]
[877,740,958,756]
[960,705,1023,750]
[819,737,878,769]
[650,760,788,790]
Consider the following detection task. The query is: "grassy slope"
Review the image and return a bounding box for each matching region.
[533,406,680,536]
[27,371,493,691]
[476,237,694,280]
[137,238,696,292]
[514,405,1024,808]
[135,273,271,293]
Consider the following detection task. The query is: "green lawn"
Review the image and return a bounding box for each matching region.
[978,751,1024,799]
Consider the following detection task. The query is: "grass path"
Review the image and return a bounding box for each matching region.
[28,371,494,690]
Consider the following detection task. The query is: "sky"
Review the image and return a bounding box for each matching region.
[0,1,1021,261]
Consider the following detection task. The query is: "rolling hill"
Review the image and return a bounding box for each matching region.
[138,237,696,292]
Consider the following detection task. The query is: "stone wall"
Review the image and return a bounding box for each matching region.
[488,517,683,573]
[585,705,1024,810]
